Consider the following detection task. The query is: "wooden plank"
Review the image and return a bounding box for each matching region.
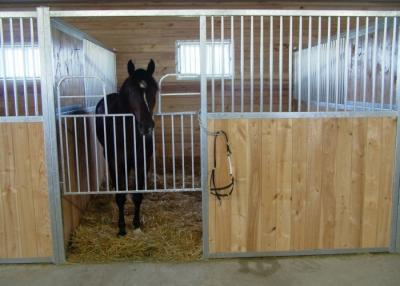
[290,119,308,250]
[246,119,262,251]
[376,117,396,247]
[259,119,277,251]
[361,118,382,247]
[319,118,338,249]
[207,119,216,254]
[349,118,367,248]
[12,123,38,257]
[212,119,232,253]
[334,118,353,248]
[28,123,53,257]
[0,124,9,257]
[275,119,292,251]
[2,123,21,258]
[304,119,323,249]
[229,119,249,252]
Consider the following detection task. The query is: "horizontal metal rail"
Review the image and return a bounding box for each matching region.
[50,9,400,18]
[208,111,397,119]
[63,188,202,195]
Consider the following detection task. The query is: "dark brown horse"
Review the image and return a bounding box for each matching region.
[95,59,158,236]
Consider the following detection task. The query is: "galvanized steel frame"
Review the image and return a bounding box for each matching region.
[37,7,65,264]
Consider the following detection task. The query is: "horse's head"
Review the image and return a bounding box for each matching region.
[121,59,158,136]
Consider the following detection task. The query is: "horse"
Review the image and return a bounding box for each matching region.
[95,59,158,236]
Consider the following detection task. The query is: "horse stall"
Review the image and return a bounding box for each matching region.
[52,14,203,262]
[1,7,400,264]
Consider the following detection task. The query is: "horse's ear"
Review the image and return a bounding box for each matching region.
[127,60,135,77]
[147,59,155,76]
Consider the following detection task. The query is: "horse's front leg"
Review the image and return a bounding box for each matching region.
[132,193,143,230]
[132,165,144,230]
[115,194,127,236]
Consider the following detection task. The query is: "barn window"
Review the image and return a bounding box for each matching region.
[0,46,41,79]
[176,40,233,79]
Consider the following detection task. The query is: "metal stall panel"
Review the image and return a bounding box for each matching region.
[207,116,396,256]
[0,10,54,263]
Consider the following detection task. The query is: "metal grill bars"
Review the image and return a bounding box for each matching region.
[0,16,41,117]
[206,15,399,113]
[60,112,201,195]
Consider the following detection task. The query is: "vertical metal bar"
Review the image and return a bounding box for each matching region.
[335,16,341,111]
[381,17,388,110]
[240,16,244,112]
[93,117,99,192]
[37,7,65,263]
[112,116,118,191]
[103,116,110,192]
[260,16,264,112]
[161,115,166,189]
[30,18,38,115]
[317,16,321,111]
[190,114,195,189]
[270,16,274,112]
[73,117,80,193]
[250,15,254,112]
[152,127,156,190]
[211,16,215,112]
[344,17,350,111]
[123,116,128,191]
[279,16,283,112]
[390,17,397,110]
[19,18,28,116]
[83,117,90,192]
[200,15,209,259]
[363,17,369,110]
[171,115,176,189]
[231,16,235,112]
[298,16,303,112]
[221,16,225,112]
[64,118,71,193]
[133,117,138,190]
[372,17,378,111]
[390,20,400,253]
[326,16,331,111]
[10,18,18,116]
[353,17,360,111]
[142,135,147,190]
[307,16,312,112]
[181,114,185,188]
[0,19,8,116]
[57,92,66,194]
[288,16,293,112]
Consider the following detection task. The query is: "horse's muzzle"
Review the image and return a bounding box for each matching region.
[138,121,155,137]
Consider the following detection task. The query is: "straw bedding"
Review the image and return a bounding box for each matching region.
[66,172,202,263]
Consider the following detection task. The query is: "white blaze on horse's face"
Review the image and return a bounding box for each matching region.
[139,80,150,113]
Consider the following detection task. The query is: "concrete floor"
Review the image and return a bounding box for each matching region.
[1,254,400,286]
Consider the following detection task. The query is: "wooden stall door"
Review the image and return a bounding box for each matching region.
[0,122,53,259]
[208,117,396,254]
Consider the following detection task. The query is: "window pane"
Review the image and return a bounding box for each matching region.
[176,40,232,78]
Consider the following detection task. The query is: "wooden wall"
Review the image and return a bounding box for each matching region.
[0,122,53,259]
[208,116,396,253]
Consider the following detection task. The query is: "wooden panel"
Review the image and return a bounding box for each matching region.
[0,122,52,259]
[208,117,396,253]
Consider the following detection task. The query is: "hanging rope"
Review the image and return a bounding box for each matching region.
[198,113,235,204]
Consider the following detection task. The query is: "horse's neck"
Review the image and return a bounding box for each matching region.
[107,92,131,114]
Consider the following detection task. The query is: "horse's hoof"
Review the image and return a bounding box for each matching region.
[117,230,127,237]
[133,228,143,235]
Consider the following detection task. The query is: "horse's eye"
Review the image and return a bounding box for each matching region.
[139,80,147,89]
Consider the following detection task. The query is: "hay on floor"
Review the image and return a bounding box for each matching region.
[66,174,202,263]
